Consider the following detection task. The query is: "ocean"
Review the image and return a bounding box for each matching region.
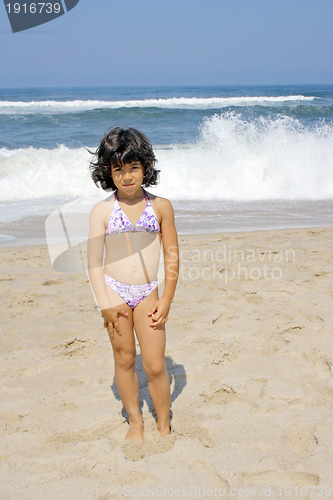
[0,84,333,246]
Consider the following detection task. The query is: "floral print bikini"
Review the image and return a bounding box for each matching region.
[104,189,161,309]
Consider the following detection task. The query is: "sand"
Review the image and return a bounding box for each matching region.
[1,227,333,499]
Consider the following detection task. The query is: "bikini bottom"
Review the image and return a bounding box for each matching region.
[104,274,158,309]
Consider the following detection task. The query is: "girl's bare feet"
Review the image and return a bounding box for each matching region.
[157,422,171,437]
[126,419,144,442]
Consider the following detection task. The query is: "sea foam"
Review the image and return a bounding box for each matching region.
[157,113,333,200]
[1,113,332,201]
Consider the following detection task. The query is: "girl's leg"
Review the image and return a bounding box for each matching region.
[133,288,171,437]
[105,285,143,441]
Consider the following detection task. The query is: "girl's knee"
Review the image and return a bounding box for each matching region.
[143,359,166,379]
[114,350,136,371]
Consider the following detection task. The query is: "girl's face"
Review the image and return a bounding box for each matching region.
[111,161,144,194]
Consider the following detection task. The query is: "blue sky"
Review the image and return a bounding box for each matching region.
[0,0,332,87]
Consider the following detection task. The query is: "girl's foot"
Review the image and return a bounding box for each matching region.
[126,420,144,442]
[157,422,171,438]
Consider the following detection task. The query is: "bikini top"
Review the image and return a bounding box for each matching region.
[105,189,161,236]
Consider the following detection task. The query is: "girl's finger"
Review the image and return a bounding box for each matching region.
[147,305,158,317]
[107,324,114,339]
[114,320,122,336]
[149,314,161,325]
[150,317,166,329]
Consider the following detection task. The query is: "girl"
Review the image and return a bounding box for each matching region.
[88,127,179,443]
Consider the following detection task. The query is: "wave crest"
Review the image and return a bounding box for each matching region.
[0,95,317,114]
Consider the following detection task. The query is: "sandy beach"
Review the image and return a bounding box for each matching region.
[1,226,333,499]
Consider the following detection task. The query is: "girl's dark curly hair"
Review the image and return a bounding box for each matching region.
[89,127,160,191]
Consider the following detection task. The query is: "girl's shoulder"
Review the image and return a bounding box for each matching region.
[89,194,115,220]
[145,192,174,219]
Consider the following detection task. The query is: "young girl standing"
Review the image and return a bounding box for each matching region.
[88,127,179,443]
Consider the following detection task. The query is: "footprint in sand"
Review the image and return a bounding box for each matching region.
[173,413,213,448]
[283,425,318,457]
[244,378,268,399]
[190,460,230,489]
[200,385,257,408]
[47,420,119,446]
[263,379,304,407]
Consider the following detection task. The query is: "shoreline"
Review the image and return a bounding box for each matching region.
[1,199,333,248]
[1,222,333,250]
[1,226,333,496]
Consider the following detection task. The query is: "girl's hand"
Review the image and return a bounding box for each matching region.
[148,297,171,330]
[101,306,128,338]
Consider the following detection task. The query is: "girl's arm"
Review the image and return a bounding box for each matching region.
[160,198,179,303]
[87,203,128,334]
[87,203,111,310]
[148,198,179,328]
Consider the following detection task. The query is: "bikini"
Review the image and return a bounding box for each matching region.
[104,189,161,309]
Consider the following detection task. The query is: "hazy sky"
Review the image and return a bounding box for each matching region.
[1,0,332,87]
